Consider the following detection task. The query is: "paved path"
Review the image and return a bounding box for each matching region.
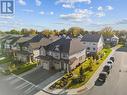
[80,47,127,95]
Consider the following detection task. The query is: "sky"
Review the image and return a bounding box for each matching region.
[0,0,127,31]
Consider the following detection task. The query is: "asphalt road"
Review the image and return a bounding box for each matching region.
[22,67,57,85]
[80,47,127,95]
[0,74,40,95]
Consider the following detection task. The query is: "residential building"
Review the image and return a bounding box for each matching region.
[103,35,119,46]
[38,37,86,72]
[15,34,59,62]
[81,34,104,54]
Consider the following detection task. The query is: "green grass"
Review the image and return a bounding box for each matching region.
[52,48,112,89]
[0,56,12,64]
[0,49,37,75]
[12,63,36,75]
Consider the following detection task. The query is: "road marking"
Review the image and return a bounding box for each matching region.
[24,85,35,94]
[5,76,16,81]
[10,78,20,84]
[14,82,29,90]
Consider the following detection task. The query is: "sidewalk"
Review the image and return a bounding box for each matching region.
[42,46,120,95]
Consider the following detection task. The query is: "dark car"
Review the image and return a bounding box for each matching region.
[107,60,113,65]
[98,72,108,82]
[102,64,112,74]
[110,57,115,62]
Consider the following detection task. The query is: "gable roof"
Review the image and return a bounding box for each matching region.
[16,35,35,43]
[29,36,60,50]
[29,34,44,43]
[45,38,85,55]
[81,34,101,42]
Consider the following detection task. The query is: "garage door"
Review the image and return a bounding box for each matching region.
[43,62,49,70]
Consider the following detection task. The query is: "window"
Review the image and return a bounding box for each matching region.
[93,48,96,50]
[87,47,90,50]
[48,51,52,55]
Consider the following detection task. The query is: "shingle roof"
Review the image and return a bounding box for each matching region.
[46,38,86,55]
[81,34,101,42]
[16,35,35,43]
[29,34,44,43]
[10,37,21,45]
[29,36,60,49]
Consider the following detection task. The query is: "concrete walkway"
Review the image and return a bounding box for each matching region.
[38,71,64,90]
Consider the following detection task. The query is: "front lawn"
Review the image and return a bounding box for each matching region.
[50,48,112,89]
[0,56,12,64]
[11,62,36,75]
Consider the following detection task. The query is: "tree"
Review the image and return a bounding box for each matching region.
[100,27,114,37]
[59,29,67,35]
[88,57,94,71]
[68,27,85,37]
[79,66,85,82]
[41,29,51,37]
[21,28,28,35]
[29,29,37,35]
[10,29,20,34]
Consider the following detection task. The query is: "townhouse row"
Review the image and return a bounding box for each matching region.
[0,33,119,72]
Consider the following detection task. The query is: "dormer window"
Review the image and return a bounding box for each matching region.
[66,36,71,39]
[54,45,60,51]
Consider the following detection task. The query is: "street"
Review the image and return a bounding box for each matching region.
[0,74,40,95]
[80,47,127,95]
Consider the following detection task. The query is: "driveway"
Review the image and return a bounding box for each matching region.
[22,66,58,85]
[80,47,127,95]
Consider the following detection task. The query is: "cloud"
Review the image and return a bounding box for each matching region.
[35,0,42,6]
[60,8,93,22]
[62,4,74,9]
[50,12,54,15]
[40,11,45,15]
[116,18,127,25]
[107,6,113,10]
[0,15,13,19]
[98,6,103,11]
[23,9,34,13]
[96,12,105,17]
[56,0,91,4]
[18,0,26,5]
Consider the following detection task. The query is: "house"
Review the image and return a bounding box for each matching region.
[38,37,86,72]
[15,34,59,63]
[0,35,21,54]
[15,35,36,62]
[103,35,119,46]
[81,34,104,54]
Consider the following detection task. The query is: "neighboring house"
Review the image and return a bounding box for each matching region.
[38,37,86,72]
[15,34,59,63]
[15,35,35,62]
[81,34,104,54]
[103,35,119,46]
[0,35,21,54]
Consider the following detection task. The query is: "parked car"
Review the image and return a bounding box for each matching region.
[102,64,112,74]
[107,60,113,65]
[110,57,115,62]
[98,72,108,82]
